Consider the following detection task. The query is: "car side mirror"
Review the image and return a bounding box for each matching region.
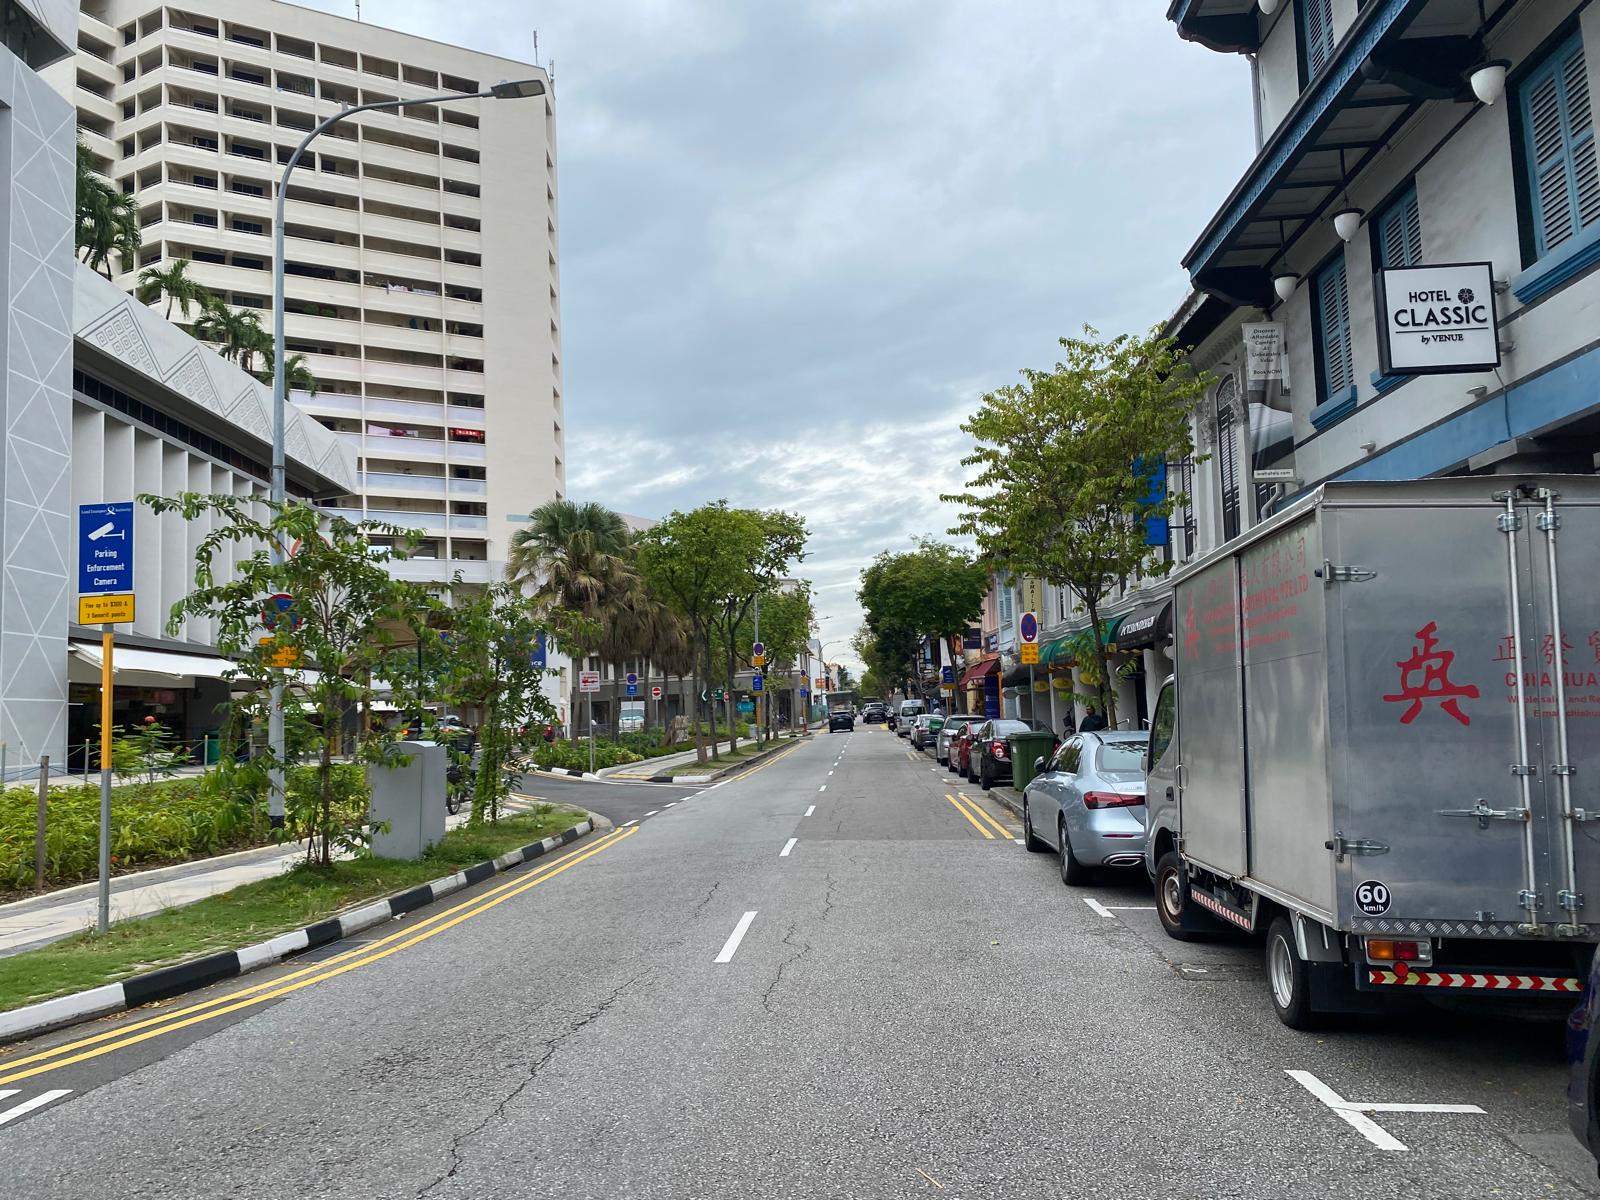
[1034,756,1046,773]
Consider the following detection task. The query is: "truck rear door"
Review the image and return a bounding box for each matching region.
[1327,484,1567,934]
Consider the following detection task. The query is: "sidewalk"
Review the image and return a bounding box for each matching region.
[598,734,808,782]
[0,798,538,959]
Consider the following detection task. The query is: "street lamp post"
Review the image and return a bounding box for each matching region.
[265,78,546,824]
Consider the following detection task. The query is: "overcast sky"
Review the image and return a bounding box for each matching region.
[308,1,1254,670]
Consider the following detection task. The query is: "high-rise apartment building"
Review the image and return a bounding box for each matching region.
[48,0,565,583]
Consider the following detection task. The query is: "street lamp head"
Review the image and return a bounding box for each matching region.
[490,78,546,100]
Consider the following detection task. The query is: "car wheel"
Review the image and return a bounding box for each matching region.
[979,762,993,791]
[1059,823,1091,886]
[1022,801,1048,853]
[1154,851,1218,943]
[1266,916,1318,1030]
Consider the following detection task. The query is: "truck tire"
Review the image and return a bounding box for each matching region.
[1266,916,1317,1030]
[1154,852,1215,942]
[1022,800,1048,853]
[1059,822,1092,886]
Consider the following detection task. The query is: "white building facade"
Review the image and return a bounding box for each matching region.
[48,0,565,586]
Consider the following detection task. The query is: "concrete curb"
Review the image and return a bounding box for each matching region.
[522,765,603,782]
[990,786,1025,819]
[655,737,808,786]
[0,819,595,1045]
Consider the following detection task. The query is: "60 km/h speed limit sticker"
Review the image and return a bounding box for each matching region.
[1355,881,1392,916]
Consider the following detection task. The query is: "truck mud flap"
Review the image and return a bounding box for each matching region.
[1359,967,1582,994]
[1309,963,1397,1016]
[1189,882,1258,934]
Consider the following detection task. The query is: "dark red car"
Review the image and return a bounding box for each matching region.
[950,723,981,779]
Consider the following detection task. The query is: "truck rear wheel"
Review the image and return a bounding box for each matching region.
[1266,916,1317,1030]
[1154,852,1214,942]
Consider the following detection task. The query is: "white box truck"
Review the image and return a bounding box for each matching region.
[1144,477,1600,1027]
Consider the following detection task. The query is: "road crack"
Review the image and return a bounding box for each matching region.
[692,879,722,918]
[416,970,649,1197]
[760,876,836,1016]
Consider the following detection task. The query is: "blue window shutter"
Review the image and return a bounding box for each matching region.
[1300,0,1336,79]
[1520,33,1600,258]
[1376,185,1422,269]
[1314,255,1353,402]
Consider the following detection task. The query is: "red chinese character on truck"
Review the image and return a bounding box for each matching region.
[1382,621,1480,727]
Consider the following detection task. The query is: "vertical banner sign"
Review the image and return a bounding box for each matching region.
[1242,321,1284,386]
[78,501,135,936]
[1136,458,1170,547]
[530,632,547,668]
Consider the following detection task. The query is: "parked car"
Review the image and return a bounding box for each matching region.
[966,719,1039,789]
[1021,731,1149,885]
[861,703,888,724]
[909,713,945,751]
[894,699,926,736]
[934,714,981,766]
[399,713,476,751]
[949,721,982,779]
[828,708,854,733]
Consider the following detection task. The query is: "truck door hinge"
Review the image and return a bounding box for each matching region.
[1325,832,1390,862]
[1440,800,1531,830]
[1314,560,1377,584]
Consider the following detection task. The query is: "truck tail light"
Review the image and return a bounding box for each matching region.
[1366,938,1423,962]
[991,741,1008,758]
[1082,791,1141,809]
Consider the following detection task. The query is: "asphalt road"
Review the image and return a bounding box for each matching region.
[0,726,1594,1198]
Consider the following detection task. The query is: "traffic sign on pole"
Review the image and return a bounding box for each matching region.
[579,670,601,693]
[752,641,765,659]
[1020,642,1040,665]
[78,502,134,596]
[1019,611,1039,644]
[651,685,662,700]
[752,674,763,693]
[261,592,300,631]
[625,671,638,697]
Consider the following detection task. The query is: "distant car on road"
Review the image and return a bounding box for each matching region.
[1021,731,1149,885]
[934,714,981,767]
[828,709,855,733]
[861,703,887,724]
[894,699,926,737]
[950,721,983,780]
[909,713,944,751]
[966,718,1040,790]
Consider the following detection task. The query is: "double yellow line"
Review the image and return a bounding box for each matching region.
[0,825,636,1087]
[946,793,1011,840]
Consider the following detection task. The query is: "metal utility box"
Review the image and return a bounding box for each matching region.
[369,741,447,860]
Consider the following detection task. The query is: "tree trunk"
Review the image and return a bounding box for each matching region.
[724,642,739,755]
[1086,597,1114,727]
[318,724,333,868]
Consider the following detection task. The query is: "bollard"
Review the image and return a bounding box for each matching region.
[35,754,48,892]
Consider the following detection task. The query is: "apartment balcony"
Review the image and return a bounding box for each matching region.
[448,514,488,532]
[362,211,442,248]
[444,404,485,427]
[439,189,480,221]
[183,258,276,298]
[294,391,363,419]
[359,321,444,355]
[441,440,485,464]
[447,476,486,497]
[77,124,117,164]
[441,259,482,289]
[363,246,442,284]
[362,359,446,391]
[283,234,360,271]
[440,225,479,255]
[386,557,500,585]
[280,309,361,345]
[362,469,448,497]
[359,174,443,212]
[340,431,445,463]
[299,351,363,383]
[284,198,359,234]
[443,330,483,358]
[360,139,443,179]
[76,51,121,92]
[79,9,119,46]
[361,507,449,534]
[361,396,448,424]
[284,275,364,309]
[362,282,454,318]
[439,156,480,187]
[74,88,120,129]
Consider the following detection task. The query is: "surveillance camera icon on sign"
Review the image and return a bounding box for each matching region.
[87,522,126,541]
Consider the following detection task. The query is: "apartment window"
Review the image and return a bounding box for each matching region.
[1518,32,1600,260]
[1373,184,1422,269]
[1296,0,1336,83]
[1311,252,1354,404]
[998,586,1013,624]
[232,219,263,235]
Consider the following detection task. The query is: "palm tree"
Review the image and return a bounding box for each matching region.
[195,301,268,371]
[76,141,141,279]
[508,501,634,738]
[266,352,320,399]
[137,259,211,321]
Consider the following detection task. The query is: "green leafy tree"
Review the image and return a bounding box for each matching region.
[637,503,805,761]
[195,301,270,372]
[76,140,141,279]
[857,540,986,703]
[710,583,815,742]
[140,493,425,865]
[945,326,1209,723]
[136,258,211,321]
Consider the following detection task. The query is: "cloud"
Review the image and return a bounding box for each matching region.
[293,1,1252,670]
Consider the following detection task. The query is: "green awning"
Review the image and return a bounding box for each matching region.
[1040,637,1074,667]
[1041,618,1126,666]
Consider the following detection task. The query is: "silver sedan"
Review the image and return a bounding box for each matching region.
[932,714,981,766]
[1020,731,1149,886]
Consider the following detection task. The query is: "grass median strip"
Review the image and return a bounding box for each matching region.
[0,805,586,1015]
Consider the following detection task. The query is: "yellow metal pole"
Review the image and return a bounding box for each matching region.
[98,625,113,932]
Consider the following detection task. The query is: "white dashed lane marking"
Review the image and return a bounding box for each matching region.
[715,911,758,964]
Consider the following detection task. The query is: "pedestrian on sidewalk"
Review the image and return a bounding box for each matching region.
[1079,704,1107,732]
